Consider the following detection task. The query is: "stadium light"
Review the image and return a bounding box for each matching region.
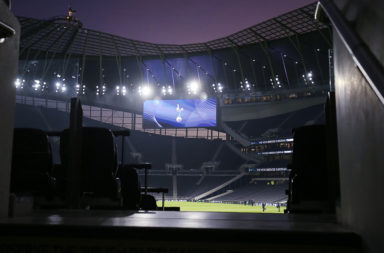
[212,82,223,93]
[116,85,120,96]
[161,85,173,96]
[161,86,166,96]
[121,86,127,96]
[217,83,223,93]
[96,85,100,96]
[102,85,106,95]
[42,81,47,92]
[14,78,22,89]
[167,85,173,95]
[75,84,80,94]
[32,80,41,91]
[187,80,200,95]
[138,84,153,98]
[55,82,61,93]
[61,84,67,93]
[245,80,251,90]
[303,71,315,85]
[275,75,282,88]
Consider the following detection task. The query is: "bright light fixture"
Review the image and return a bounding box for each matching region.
[15,78,21,89]
[187,80,200,95]
[121,86,127,96]
[167,85,173,95]
[139,84,153,98]
[32,80,41,91]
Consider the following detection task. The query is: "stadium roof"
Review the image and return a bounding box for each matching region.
[19,2,327,57]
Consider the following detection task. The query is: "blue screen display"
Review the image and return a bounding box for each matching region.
[143,98,216,128]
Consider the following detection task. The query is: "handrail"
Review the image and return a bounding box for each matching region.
[317,0,384,105]
[0,20,15,39]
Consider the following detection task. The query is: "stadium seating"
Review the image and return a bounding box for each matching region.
[175,138,219,170]
[215,143,247,170]
[138,175,173,193]
[213,179,288,203]
[129,131,172,169]
[224,104,325,139]
[184,176,234,198]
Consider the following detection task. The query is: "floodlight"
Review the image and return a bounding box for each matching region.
[139,84,153,98]
[187,80,200,95]
[161,86,166,96]
[14,78,21,88]
[142,85,152,97]
[32,80,41,91]
[217,83,223,93]
[102,85,106,95]
[167,86,173,95]
[96,85,100,96]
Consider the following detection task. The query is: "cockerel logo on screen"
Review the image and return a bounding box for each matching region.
[176,104,184,123]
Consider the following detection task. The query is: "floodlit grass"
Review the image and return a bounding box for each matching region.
[156,201,285,213]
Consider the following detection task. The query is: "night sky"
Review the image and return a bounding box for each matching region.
[12,0,314,44]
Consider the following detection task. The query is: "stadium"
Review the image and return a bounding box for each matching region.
[1,0,384,252]
[13,2,330,210]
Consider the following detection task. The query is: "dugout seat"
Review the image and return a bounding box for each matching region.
[60,127,121,208]
[10,128,55,199]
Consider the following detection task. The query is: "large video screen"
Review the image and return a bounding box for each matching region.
[143,98,216,128]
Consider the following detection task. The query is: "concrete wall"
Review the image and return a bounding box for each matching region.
[333,0,384,252]
[0,1,20,217]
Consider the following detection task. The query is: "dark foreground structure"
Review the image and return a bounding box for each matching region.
[1,0,384,252]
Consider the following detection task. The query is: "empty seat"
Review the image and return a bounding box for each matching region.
[10,128,54,196]
[59,127,121,205]
[117,165,141,210]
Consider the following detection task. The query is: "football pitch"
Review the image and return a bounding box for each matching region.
[157,201,285,213]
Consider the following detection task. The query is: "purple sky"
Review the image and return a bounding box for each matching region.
[13,0,314,44]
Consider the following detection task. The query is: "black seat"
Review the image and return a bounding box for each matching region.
[286,125,329,213]
[10,128,55,197]
[117,165,141,210]
[140,194,157,210]
[60,127,121,207]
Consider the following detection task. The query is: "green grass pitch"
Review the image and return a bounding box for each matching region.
[156,201,285,213]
